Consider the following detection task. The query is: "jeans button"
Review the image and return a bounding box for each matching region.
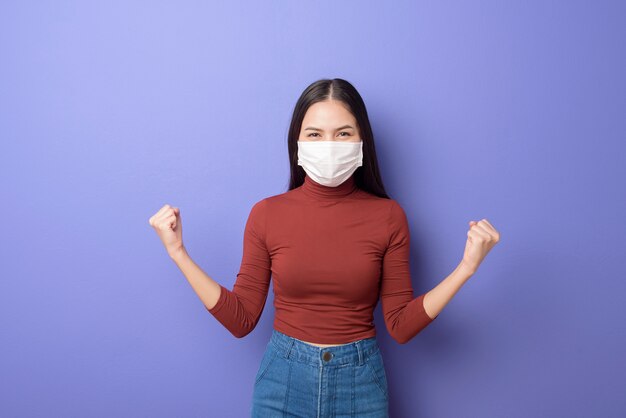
[323,351,333,362]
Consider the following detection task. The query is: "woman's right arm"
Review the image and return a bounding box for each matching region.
[170,247,223,311]
[149,204,224,310]
[150,201,272,338]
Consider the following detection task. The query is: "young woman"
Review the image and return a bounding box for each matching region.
[149,78,500,417]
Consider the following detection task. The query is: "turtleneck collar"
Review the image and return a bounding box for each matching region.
[300,173,358,200]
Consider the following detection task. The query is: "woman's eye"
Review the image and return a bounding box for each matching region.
[306,132,351,138]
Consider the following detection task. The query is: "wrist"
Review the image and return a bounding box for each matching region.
[169,245,188,262]
[459,259,477,276]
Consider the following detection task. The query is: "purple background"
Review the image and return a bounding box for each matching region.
[1,1,625,417]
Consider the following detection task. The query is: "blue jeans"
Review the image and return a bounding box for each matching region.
[251,329,389,417]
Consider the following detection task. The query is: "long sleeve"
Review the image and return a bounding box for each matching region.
[206,199,271,338]
[381,199,438,344]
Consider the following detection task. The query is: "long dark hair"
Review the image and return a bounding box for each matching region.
[286,78,390,199]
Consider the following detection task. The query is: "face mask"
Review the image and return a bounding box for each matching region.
[297,140,363,187]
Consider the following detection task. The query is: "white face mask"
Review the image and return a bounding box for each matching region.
[297,140,364,187]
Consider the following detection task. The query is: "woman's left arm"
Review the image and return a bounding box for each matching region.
[422,219,501,319]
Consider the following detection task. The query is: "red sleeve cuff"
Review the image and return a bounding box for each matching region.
[206,284,226,314]
[420,293,438,322]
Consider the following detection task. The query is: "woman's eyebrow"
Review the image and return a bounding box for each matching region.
[304,125,355,131]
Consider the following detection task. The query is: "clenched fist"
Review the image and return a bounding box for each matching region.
[462,219,500,273]
[149,204,184,257]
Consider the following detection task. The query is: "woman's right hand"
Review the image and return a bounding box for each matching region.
[149,204,185,257]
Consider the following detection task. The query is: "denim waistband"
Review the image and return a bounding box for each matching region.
[269,329,380,367]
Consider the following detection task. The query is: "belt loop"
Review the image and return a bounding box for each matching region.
[355,340,364,366]
[284,337,294,359]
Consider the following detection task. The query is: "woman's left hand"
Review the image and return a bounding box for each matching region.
[462,218,500,274]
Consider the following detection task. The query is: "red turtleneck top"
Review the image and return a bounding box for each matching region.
[206,173,438,344]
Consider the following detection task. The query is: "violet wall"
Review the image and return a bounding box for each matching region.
[1,1,624,417]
